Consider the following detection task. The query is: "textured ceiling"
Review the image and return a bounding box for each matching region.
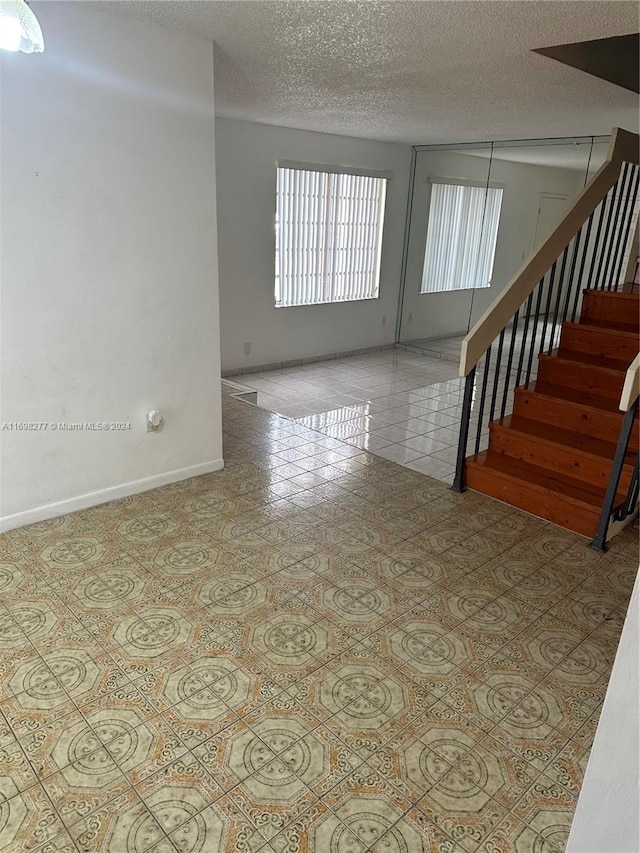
[80,1,639,144]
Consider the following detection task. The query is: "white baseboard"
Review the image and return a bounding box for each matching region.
[0,459,225,533]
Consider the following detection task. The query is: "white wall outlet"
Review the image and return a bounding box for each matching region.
[147,410,163,432]
[244,342,252,355]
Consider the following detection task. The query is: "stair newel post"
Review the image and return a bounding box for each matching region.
[589,399,639,552]
[451,368,476,493]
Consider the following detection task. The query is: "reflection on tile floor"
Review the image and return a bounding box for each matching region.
[399,333,467,361]
[233,329,557,485]
[0,383,636,851]
[233,348,465,483]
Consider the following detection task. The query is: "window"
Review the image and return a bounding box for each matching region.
[421,179,503,294]
[275,165,387,307]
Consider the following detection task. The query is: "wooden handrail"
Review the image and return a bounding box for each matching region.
[620,354,640,412]
[460,128,640,376]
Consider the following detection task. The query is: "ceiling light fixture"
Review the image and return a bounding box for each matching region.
[0,0,44,54]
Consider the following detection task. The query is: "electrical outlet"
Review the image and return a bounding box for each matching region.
[408,312,413,322]
[381,315,386,326]
[244,342,252,355]
[146,410,163,432]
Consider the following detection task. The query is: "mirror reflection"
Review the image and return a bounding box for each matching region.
[397,136,611,356]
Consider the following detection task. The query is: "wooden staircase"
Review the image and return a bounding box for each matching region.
[465,290,640,537]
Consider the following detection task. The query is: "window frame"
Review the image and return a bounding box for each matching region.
[274,161,391,309]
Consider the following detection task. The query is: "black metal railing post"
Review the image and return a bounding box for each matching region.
[571,212,594,321]
[611,165,640,290]
[589,400,639,552]
[585,189,611,291]
[604,163,632,289]
[599,166,627,290]
[500,310,519,419]
[561,230,582,324]
[474,346,492,455]
[617,455,639,521]
[547,246,570,355]
[452,368,476,493]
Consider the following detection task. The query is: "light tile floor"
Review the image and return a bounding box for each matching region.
[231,349,466,484]
[0,383,635,851]
[235,322,559,485]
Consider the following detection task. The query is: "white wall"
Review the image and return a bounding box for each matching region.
[215,118,411,373]
[0,3,222,529]
[567,573,639,853]
[399,151,584,342]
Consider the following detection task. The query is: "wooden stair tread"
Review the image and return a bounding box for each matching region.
[465,290,638,539]
[580,290,640,333]
[514,384,639,455]
[583,290,640,302]
[466,450,622,509]
[562,321,639,341]
[538,350,629,375]
[548,348,631,372]
[520,380,622,413]
[494,414,629,462]
[575,318,639,334]
[558,322,639,364]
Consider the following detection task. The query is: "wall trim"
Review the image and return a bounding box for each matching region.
[222,343,396,377]
[396,332,468,363]
[0,459,225,533]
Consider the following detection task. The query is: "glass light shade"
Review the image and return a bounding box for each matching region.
[0,0,44,53]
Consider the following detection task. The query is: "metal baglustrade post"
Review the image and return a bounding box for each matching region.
[589,402,638,552]
[452,368,476,493]
[617,454,639,521]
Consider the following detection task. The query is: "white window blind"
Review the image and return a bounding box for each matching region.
[421,180,503,294]
[275,166,387,307]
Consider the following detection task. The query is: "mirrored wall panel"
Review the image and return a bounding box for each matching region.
[397,135,611,357]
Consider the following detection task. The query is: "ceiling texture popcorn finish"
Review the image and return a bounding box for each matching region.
[82,0,637,143]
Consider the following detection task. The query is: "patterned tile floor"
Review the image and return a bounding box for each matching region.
[0,383,636,852]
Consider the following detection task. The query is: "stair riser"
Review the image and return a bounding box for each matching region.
[467,290,639,540]
[580,291,640,331]
[513,390,640,453]
[559,324,639,363]
[489,424,633,492]
[465,463,599,538]
[537,357,625,401]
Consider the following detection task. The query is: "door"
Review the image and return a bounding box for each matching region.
[533,194,568,249]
